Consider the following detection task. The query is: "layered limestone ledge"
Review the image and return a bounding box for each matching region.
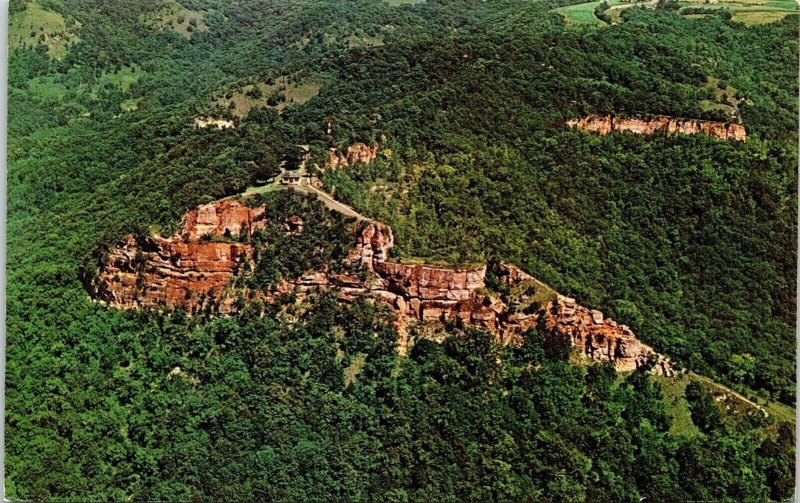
[567,115,746,141]
[94,198,673,375]
[96,200,264,314]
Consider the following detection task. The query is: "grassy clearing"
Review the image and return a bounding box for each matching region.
[559,0,797,25]
[26,66,144,111]
[344,354,368,386]
[556,1,606,25]
[555,0,644,25]
[732,10,797,23]
[699,101,737,115]
[704,75,738,102]
[607,0,657,21]
[121,98,141,112]
[215,75,323,117]
[19,62,143,113]
[505,275,559,310]
[606,367,794,439]
[766,0,798,9]
[142,0,208,37]
[698,75,743,119]
[677,0,798,24]
[27,76,69,100]
[237,183,283,199]
[162,8,208,36]
[9,1,79,57]
[656,372,795,438]
[346,33,385,48]
[98,66,145,92]
[654,374,700,437]
[762,398,796,424]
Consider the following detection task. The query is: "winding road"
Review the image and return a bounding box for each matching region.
[234,156,369,222]
[293,183,367,221]
[231,165,776,421]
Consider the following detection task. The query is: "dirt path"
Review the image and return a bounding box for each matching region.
[691,373,769,417]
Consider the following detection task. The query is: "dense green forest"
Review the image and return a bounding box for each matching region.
[6,0,796,500]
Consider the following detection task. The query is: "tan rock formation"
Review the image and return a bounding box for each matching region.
[95,197,673,374]
[328,142,379,169]
[567,115,746,141]
[194,117,235,129]
[96,200,265,314]
[543,296,673,374]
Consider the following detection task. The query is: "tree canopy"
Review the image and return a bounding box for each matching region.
[6,0,796,500]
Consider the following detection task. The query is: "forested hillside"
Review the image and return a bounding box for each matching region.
[6,0,796,500]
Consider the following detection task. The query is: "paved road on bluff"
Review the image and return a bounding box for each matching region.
[293,184,368,221]
[233,156,369,222]
[233,180,369,221]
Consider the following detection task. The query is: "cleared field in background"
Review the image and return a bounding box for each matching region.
[384,0,426,5]
[555,0,649,25]
[554,0,797,25]
[215,76,323,117]
[9,1,79,57]
[677,0,799,24]
[555,0,608,24]
[98,66,145,93]
[140,0,209,37]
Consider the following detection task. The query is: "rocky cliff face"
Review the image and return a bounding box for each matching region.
[194,117,235,129]
[567,115,746,141]
[94,197,672,374]
[543,297,673,375]
[96,200,265,314]
[181,199,266,239]
[328,142,379,169]
[372,262,496,331]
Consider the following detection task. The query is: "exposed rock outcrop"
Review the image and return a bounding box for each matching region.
[96,200,264,314]
[194,117,235,129]
[567,115,746,141]
[543,296,673,374]
[94,197,673,374]
[355,222,394,267]
[371,262,500,332]
[328,142,379,169]
[283,216,304,234]
[181,199,266,240]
